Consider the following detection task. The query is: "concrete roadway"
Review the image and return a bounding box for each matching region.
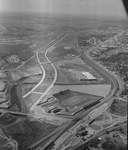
[51,34,125,150]
[22,34,64,98]
[30,34,68,111]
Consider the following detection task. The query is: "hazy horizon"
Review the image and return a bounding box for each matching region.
[0,0,127,20]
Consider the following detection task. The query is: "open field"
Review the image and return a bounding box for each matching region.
[56,67,79,84]
[22,75,42,84]
[101,123,113,129]
[56,34,77,46]
[54,57,104,84]
[0,113,18,126]
[89,124,102,130]
[0,114,57,150]
[21,83,37,96]
[34,80,52,93]
[20,57,39,69]
[23,93,42,109]
[38,55,48,63]
[43,63,55,79]
[48,45,78,62]
[21,65,42,76]
[47,34,78,62]
[95,113,111,121]
[106,99,127,116]
[8,65,42,82]
[0,43,31,57]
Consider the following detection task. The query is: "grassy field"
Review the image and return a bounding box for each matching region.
[21,83,37,96]
[54,57,103,84]
[102,123,113,129]
[38,55,48,63]
[95,113,111,121]
[56,67,79,84]
[1,115,57,150]
[8,65,42,82]
[106,99,127,116]
[20,57,39,70]
[0,43,31,57]
[89,124,102,130]
[22,75,42,84]
[34,79,52,93]
[48,46,78,62]
[56,34,77,46]
[23,93,42,109]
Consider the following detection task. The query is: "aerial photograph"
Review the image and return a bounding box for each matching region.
[0,0,127,150]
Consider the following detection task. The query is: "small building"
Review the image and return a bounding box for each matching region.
[82,72,96,80]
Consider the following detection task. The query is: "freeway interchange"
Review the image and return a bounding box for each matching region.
[11,33,126,150]
[50,45,125,150]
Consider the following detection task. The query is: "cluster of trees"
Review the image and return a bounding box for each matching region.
[101,139,127,150]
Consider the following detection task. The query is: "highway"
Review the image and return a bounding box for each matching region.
[30,34,67,110]
[22,34,64,98]
[23,32,124,150]
[50,34,125,150]
[8,32,124,150]
[19,34,68,111]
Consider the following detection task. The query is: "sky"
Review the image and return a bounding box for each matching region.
[0,0,127,19]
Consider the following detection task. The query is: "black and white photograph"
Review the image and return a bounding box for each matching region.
[0,0,127,150]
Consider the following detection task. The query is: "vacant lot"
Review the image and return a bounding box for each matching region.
[56,67,79,84]
[23,93,42,109]
[1,115,57,150]
[21,83,37,96]
[106,99,127,116]
[48,46,78,62]
[0,43,31,57]
[54,57,103,84]
[89,124,102,130]
[95,113,111,121]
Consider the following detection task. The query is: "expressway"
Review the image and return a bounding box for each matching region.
[15,33,68,111]
[51,35,124,150]
[22,34,64,98]
[24,32,124,150]
[16,32,124,150]
[30,34,68,110]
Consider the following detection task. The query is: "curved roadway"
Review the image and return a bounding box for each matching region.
[24,34,68,110]
[51,35,124,150]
